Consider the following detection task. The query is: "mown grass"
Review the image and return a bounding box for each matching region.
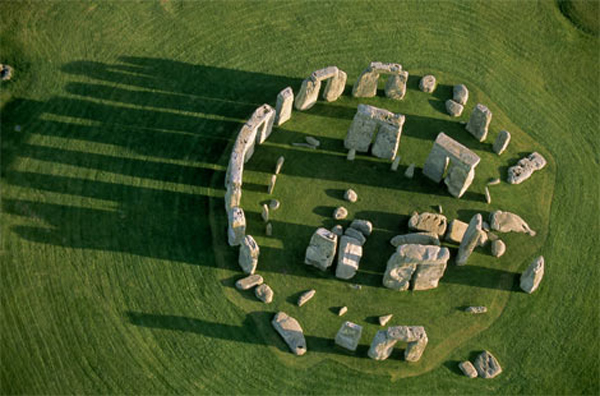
[1,0,598,394]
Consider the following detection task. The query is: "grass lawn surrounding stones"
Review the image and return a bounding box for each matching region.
[1,1,598,394]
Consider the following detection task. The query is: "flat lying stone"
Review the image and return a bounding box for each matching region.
[335,321,363,351]
[488,178,501,185]
[456,214,485,266]
[267,175,277,195]
[390,232,440,247]
[408,212,447,236]
[484,186,492,204]
[235,274,264,290]
[520,256,544,294]
[446,99,464,117]
[507,152,547,184]
[350,219,373,236]
[305,227,338,271]
[272,312,306,356]
[474,351,502,379]
[261,203,269,222]
[255,284,273,303]
[336,235,363,280]
[489,210,536,236]
[334,206,348,220]
[445,219,468,244]
[275,156,285,175]
[465,306,487,314]
[305,136,320,147]
[345,227,366,245]
[297,289,316,307]
[459,361,478,378]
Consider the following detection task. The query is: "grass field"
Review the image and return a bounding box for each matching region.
[1,1,599,394]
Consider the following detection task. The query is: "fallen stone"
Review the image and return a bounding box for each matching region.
[272,312,307,356]
[239,235,260,274]
[507,152,547,184]
[488,232,499,241]
[485,186,491,204]
[333,206,348,220]
[488,178,501,186]
[368,326,428,362]
[408,211,447,236]
[336,235,363,280]
[268,175,277,194]
[338,306,348,316]
[491,239,506,258]
[331,225,343,236]
[379,314,393,326]
[291,142,316,149]
[275,87,293,126]
[445,99,464,117]
[459,361,478,378]
[445,219,469,244]
[482,221,491,232]
[465,306,487,314]
[235,274,264,290]
[335,321,363,351]
[255,283,273,303]
[383,244,450,291]
[350,219,373,236]
[265,222,272,236]
[493,130,511,155]
[474,351,502,379]
[349,284,362,290]
[466,103,492,142]
[297,289,316,306]
[347,148,356,161]
[489,210,536,236]
[478,230,489,247]
[419,75,436,93]
[305,136,320,147]
[345,227,366,245]
[404,163,415,179]
[228,206,246,246]
[275,156,285,175]
[390,232,440,247]
[453,84,469,105]
[269,199,280,210]
[344,188,358,203]
[391,155,401,171]
[520,256,544,294]
[456,214,485,265]
[305,228,338,271]
[261,204,269,223]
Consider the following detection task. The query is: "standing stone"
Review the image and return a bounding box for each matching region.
[482,221,491,232]
[408,212,448,236]
[350,219,373,236]
[275,87,294,126]
[404,163,415,179]
[453,84,469,105]
[235,274,264,290]
[333,206,348,220]
[347,148,356,161]
[336,235,363,280]
[520,256,544,294]
[484,186,492,204]
[297,289,316,307]
[379,314,393,326]
[490,239,506,257]
[228,206,246,246]
[269,199,280,210]
[344,188,358,203]
[445,219,468,243]
[265,222,272,236]
[255,284,274,303]
[338,306,348,316]
[419,75,437,93]
[305,228,338,271]
[493,130,511,155]
[391,155,401,171]
[385,70,409,100]
[261,203,269,223]
[331,224,343,236]
[456,214,485,266]
[305,136,320,147]
[239,235,260,274]
[466,104,492,142]
[345,227,366,245]
[390,232,440,247]
[383,244,450,291]
[275,156,285,175]
[474,351,503,379]
[335,321,363,351]
[345,104,404,159]
[507,152,547,184]
[224,185,242,212]
[459,361,478,378]
[272,312,307,356]
[465,306,488,314]
[445,99,464,117]
[268,174,277,194]
[489,210,536,236]
[437,205,443,214]
[488,178,501,186]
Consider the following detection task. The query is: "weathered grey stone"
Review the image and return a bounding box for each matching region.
[345,227,366,245]
[347,149,356,161]
[478,230,489,247]
[488,178,501,186]
[385,70,409,100]
[331,224,343,236]
[474,351,502,379]
[265,222,272,236]
[338,306,348,316]
[422,133,481,198]
[335,321,363,351]
[408,212,448,236]
[383,244,450,291]
[379,314,393,326]
[352,62,406,99]
[466,104,492,142]
[493,130,511,155]
[404,163,415,179]
[344,188,358,203]
[261,203,269,223]
[336,235,363,280]
[482,221,491,232]
[349,283,362,290]
[224,184,242,212]
[437,205,443,214]
[391,155,401,171]
[295,66,346,110]
[1,64,13,81]
[489,210,536,236]
[368,326,428,362]
[453,84,469,105]
[323,69,347,102]
[456,214,485,266]
[488,232,499,241]
[228,206,246,246]
[235,274,264,290]
[390,232,440,247]
[459,361,478,378]
[485,186,491,204]
[268,174,277,195]
[491,239,506,258]
[445,99,464,117]
[272,312,307,355]
[372,122,405,160]
[305,136,320,147]
[333,206,348,220]
[507,152,547,184]
[419,75,436,93]
[297,289,316,307]
[269,199,280,210]
[520,256,544,294]
[239,235,259,274]
[350,219,373,236]
[275,156,285,175]
[275,87,293,126]
[465,306,487,314]
[305,228,338,271]
[445,219,468,244]
[255,283,273,303]
[291,142,316,149]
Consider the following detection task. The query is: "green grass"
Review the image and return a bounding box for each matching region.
[1,0,598,394]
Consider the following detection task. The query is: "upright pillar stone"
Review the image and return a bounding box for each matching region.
[275,87,294,126]
[466,104,492,142]
[295,66,347,110]
[228,206,246,246]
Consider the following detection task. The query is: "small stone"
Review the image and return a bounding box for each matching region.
[239,235,259,274]
[419,75,437,93]
[489,210,536,236]
[335,321,363,351]
[268,174,277,194]
[493,130,511,155]
[445,99,464,117]
[347,149,356,161]
[305,136,320,147]
[254,284,274,303]
[333,206,348,220]
[520,256,544,294]
[14,125,21,132]
[345,227,366,245]
[487,232,499,241]
[379,314,393,326]
[488,178,501,186]
[350,219,373,236]
[478,231,489,247]
[292,142,316,149]
[272,312,307,356]
[338,306,348,316]
[235,274,264,290]
[261,204,269,223]
[453,84,469,105]
[484,186,491,204]
[474,351,502,379]
[297,289,316,306]
[265,222,272,236]
[459,361,478,378]
[437,205,443,214]
[491,239,506,258]
[331,225,343,236]
[464,306,487,314]
[344,189,358,203]
[404,163,415,179]
[269,199,280,210]
[391,155,401,171]
[275,156,285,175]
[349,284,362,290]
